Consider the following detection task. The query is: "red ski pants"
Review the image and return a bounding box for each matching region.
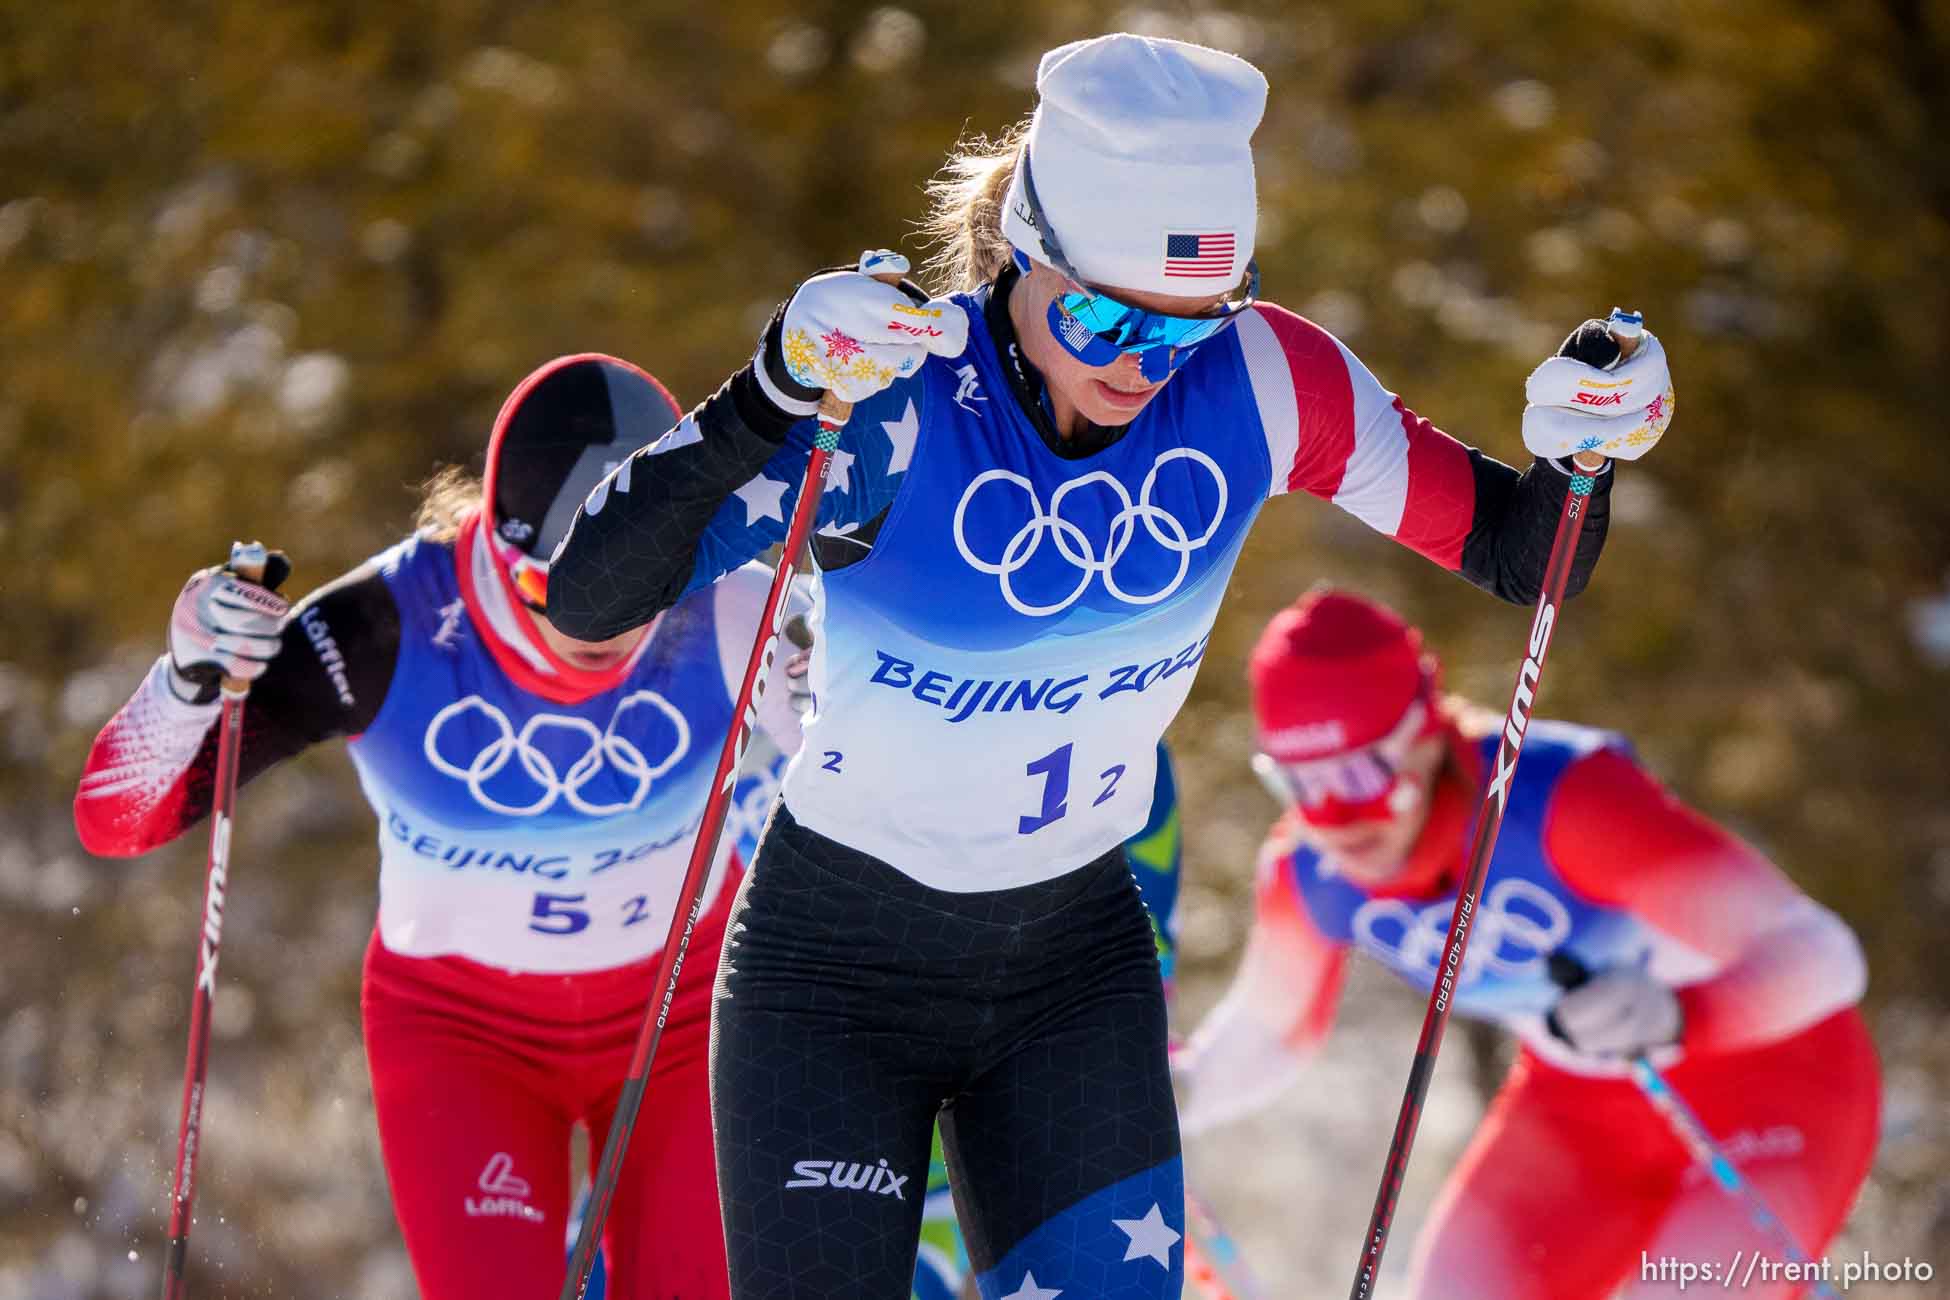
[1409,1009,1879,1299]
[361,890,732,1299]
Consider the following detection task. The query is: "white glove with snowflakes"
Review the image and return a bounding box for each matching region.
[753,250,969,415]
[166,556,290,704]
[1523,318,1675,463]
[1546,965,1682,1058]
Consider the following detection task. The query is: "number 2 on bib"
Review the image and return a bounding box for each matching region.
[1017,745,1123,835]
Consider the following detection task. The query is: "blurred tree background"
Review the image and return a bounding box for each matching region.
[3,0,1947,1295]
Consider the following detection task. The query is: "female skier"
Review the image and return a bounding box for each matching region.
[547,32,1675,1300]
[910,744,1185,1300]
[75,354,800,1299]
[1176,588,1877,1299]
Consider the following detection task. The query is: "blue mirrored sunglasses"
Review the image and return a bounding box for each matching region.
[1015,147,1260,383]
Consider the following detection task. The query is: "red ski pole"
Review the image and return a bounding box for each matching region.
[161,541,275,1300]
[1345,312,1642,1300]
[560,282,902,1299]
[1184,1182,1265,1300]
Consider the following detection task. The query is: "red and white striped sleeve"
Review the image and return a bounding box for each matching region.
[74,562,398,858]
[74,659,219,857]
[1236,303,1481,569]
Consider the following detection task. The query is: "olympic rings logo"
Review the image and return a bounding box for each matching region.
[1351,878,1572,989]
[423,692,692,817]
[951,448,1229,617]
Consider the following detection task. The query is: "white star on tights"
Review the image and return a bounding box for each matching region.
[881,398,920,475]
[732,471,789,525]
[1111,1202,1181,1268]
[998,1272,1062,1300]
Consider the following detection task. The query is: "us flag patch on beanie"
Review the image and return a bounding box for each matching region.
[1163,231,1235,278]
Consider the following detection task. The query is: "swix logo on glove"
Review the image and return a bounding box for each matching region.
[1572,391,1626,407]
[785,1157,909,1200]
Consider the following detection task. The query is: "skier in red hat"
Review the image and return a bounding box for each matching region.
[75,355,803,1299]
[1176,587,1878,1299]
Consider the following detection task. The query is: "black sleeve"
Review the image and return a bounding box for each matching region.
[547,334,804,642]
[1455,454,1611,604]
[218,559,401,787]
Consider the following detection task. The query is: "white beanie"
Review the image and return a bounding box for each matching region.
[1001,33,1267,295]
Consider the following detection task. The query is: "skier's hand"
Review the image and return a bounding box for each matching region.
[752,250,968,416]
[1167,1040,1209,1129]
[782,613,814,716]
[1168,1032,1307,1138]
[167,549,293,704]
[1522,316,1675,463]
[1545,964,1682,1058]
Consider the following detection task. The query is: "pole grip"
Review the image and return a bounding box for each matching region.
[1570,307,1643,472]
[814,267,909,433]
[220,540,274,696]
[817,390,852,431]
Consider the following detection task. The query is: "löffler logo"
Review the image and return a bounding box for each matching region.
[465,1152,544,1223]
[300,605,355,707]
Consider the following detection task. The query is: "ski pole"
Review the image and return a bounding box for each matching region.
[1166,1037,1270,1300]
[1547,953,1842,1300]
[161,541,279,1300]
[560,269,908,1300]
[565,1181,609,1300]
[1628,1058,1842,1299]
[1345,310,1642,1300]
[1184,1181,1265,1300]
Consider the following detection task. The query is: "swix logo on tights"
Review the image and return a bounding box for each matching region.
[785,1157,909,1200]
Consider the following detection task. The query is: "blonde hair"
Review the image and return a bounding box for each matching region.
[918,117,1033,293]
[413,464,483,542]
